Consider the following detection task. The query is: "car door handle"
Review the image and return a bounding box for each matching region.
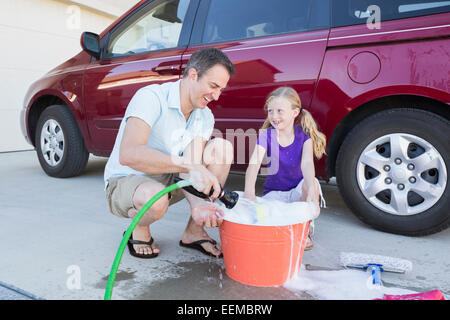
[152,65,181,73]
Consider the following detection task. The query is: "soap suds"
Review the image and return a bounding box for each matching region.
[218,192,416,300]
[219,192,316,226]
[284,265,416,300]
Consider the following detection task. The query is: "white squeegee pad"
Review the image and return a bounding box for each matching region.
[340,252,413,273]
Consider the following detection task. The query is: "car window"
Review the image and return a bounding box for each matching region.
[202,0,329,44]
[310,0,331,29]
[332,0,450,28]
[105,0,190,58]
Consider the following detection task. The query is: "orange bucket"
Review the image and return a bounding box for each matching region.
[219,220,310,287]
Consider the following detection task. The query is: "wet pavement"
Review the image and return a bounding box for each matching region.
[97,260,312,300]
[0,151,449,300]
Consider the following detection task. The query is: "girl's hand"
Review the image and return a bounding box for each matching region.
[305,185,317,203]
[303,179,318,203]
[244,192,256,201]
[244,144,266,203]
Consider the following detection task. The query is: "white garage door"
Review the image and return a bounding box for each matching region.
[0,0,140,152]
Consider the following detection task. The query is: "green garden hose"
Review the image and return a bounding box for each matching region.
[104,179,192,300]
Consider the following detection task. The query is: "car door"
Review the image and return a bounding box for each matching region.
[183,0,331,170]
[83,0,198,155]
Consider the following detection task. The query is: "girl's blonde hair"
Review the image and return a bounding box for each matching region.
[261,87,326,159]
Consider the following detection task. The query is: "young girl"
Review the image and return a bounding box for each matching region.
[244,87,327,250]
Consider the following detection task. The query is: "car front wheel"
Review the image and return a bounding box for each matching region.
[336,108,449,236]
[35,105,89,178]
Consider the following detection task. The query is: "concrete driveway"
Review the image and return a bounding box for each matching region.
[0,150,449,300]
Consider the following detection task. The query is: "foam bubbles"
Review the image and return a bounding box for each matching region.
[284,265,417,300]
[219,192,316,226]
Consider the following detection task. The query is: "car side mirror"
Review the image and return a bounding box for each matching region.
[81,32,100,59]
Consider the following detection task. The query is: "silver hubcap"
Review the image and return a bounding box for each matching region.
[357,133,447,216]
[40,119,65,167]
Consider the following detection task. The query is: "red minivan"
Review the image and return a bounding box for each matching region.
[20,0,450,236]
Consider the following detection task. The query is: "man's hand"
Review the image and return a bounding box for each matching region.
[191,203,224,228]
[186,164,222,200]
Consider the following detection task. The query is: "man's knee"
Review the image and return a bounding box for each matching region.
[133,182,169,220]
[150,195,169,221]
[203,138,234,166]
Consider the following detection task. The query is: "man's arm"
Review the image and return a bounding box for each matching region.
[119,117,188,174]
[119,117,220,197]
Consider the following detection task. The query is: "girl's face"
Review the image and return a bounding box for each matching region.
[267,97,299,131]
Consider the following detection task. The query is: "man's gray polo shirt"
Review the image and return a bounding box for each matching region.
[104,79,215,189]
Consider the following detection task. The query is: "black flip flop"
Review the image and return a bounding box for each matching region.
[124,231,159,259]
[179,239,223,258]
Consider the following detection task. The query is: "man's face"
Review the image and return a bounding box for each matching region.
[188,64,230,109]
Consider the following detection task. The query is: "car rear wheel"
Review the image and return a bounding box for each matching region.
[35,105,89,178]
[336,108,449,236]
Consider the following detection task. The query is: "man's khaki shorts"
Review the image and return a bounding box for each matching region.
[106,173,185,218]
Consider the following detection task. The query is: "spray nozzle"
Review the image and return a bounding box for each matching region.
[174,177,239,209]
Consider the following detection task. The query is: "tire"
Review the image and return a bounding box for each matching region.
[336,108,449,236]
[35,105,89,178]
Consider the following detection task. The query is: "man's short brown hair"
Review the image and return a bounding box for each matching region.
[183,47,235,79]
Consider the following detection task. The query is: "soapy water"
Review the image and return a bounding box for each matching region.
[284,265,417,300]
[202,258,417,299]
[198,191,417,299]
[218,192,317,226]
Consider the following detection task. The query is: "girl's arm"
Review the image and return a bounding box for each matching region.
[244,144,267,200]
[301,139,317,202]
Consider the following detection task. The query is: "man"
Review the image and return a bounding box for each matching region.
[104,48,235,258]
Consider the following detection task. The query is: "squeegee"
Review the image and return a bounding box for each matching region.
[340,252,413,286]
